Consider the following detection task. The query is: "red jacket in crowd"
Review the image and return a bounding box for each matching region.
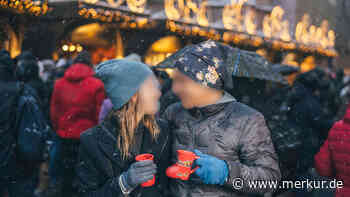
[315,105,350,197]
[50,63,105,139]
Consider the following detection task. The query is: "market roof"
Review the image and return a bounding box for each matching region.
[47,0,338,57]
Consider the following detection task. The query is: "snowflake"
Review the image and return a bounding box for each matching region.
[196,71,204,81]
[212,57,220,68]
[196,47,203,52]
[179,57,186,62]
[184,66,189,72]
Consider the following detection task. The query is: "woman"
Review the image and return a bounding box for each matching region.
[315,104,350,197]
[76,60,171,197]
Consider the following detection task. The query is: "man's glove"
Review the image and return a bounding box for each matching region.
[194,150,229,185]
[119,160,157,193]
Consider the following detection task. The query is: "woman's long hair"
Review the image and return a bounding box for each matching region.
[113,92,160,160]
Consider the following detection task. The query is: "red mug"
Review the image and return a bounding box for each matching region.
[135,153,156,187]
[166,150,200,181]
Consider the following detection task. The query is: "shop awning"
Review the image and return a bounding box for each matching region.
[48,0,337,57]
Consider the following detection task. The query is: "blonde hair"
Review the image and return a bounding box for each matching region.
[113,93,159,160]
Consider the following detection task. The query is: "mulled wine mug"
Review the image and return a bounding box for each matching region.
[135,153,156,187]
[166,150,200,181]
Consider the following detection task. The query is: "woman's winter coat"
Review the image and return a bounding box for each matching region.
[76,115,171,197]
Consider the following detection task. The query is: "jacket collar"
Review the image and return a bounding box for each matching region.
[188,91,236,119]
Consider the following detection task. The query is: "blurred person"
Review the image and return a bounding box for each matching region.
[76,59,171,197]
[48,51,105,196]
[315,103,350,197]
[0,50,46,197]
[162,41,280,197]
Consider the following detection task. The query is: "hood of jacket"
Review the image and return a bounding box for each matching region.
[64,63,94,82]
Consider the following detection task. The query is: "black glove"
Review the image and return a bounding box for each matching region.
[119,160,157,193]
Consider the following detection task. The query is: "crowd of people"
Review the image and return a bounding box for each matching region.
[0,40,350,197]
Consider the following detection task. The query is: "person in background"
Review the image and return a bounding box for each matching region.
[0,50,40,197]
[16,51,48,107]
[315,103,350,197]
[48,51,105,196]
[54,57,72,79]
[76,59,171,197]
[38,60,56,83]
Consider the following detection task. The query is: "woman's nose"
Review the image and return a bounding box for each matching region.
[157,89,162,99]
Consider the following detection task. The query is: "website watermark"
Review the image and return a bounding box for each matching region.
[232,178,344,190]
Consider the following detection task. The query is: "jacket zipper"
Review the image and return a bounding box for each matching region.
[159,135,169,156]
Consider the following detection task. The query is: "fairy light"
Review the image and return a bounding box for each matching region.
[0,0,49,16]
[62,45,69,51]
[77,45,83,52]
[77,0,337,57]
[61,44,84,53]
[69,45,76,52]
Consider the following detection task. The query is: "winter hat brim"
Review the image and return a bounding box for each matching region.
[95,59,153,110]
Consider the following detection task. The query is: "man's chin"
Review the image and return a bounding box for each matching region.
[181,102,193,109]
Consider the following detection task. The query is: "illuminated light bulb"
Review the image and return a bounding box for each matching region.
[137,18,148,27]
[85,0,98,3]
[69,45,76,52]
[197,1,209,27]
[192,26,200,34]
[130,22,137,28]
[126,0,147,13]
[223,32,233,43]
[62,45,69,51]
[77,45,83,52]
[79,8,87,15]
[107,0,124,7]
[223,0,246,32]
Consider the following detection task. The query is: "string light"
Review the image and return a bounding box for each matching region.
[69,45,76,52]
[77,4,157,30]
[0,0,49,16]
[62,45,69,51]
[61,44,84,53]
[163,1,336,57]
[77,45,83,52]
[76,1,337,57]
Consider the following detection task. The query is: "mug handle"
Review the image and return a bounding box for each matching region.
[190,155,201,174]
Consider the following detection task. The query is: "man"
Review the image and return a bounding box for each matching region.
[162,41,281,197]
[0,50,39,197]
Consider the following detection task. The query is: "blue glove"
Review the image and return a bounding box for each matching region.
[194,150,229,185]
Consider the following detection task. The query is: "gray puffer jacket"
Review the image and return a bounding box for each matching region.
[163,96,281,197]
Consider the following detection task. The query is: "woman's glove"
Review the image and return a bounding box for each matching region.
[119,160,157,193]
[194,150,229,185]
